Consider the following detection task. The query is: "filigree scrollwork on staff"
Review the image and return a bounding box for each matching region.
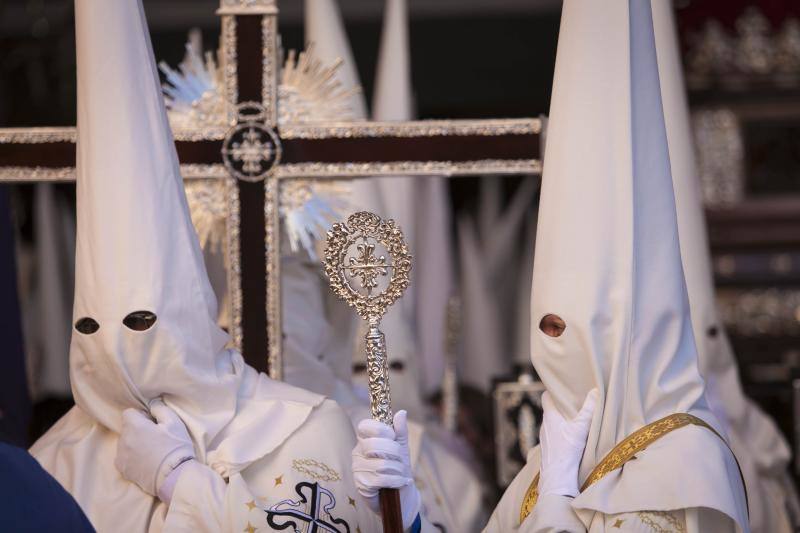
[323,211,411,322]
[323,212,412,425]
[364,325,392,424]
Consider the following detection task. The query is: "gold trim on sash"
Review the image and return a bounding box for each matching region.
[518,413,737,525]
[519,473,541,525]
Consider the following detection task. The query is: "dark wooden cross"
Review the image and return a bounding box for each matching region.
[0,0,542,380]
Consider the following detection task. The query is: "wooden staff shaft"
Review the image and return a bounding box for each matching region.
[379,488,403,533]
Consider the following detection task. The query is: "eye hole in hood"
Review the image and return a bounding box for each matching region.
[707,325,719,338]
[540,314,567,338]
[75,317,100,335]
[123,310,158,331]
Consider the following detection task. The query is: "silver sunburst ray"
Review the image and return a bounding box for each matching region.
[160,32,356,258]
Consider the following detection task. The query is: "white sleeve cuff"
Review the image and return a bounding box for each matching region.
[157,458,193,505]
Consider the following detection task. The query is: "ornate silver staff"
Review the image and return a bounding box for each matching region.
[323,211,411,533]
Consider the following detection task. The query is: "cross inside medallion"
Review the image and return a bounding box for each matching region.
[221,102,282,182]
[347,241,391,295]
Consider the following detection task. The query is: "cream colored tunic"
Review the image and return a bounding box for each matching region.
[31,367,384,533]
[160,400,382,532]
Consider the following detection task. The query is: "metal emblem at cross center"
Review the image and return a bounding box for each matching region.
[221,101,282,182]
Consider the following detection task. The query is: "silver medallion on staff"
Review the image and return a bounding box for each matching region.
[323,211,412,425]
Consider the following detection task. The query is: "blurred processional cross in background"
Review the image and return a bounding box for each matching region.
[0,0,543,378]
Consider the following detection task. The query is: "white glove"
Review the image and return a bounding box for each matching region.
[539,389,598,498]
[352,410,421,529]
[115,399,195,501]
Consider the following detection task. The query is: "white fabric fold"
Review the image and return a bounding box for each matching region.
[527,0,748,529]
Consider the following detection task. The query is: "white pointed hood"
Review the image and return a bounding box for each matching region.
[373,0,455,397]
[297,0,374,384]
[69,0,321,470]
[303,0,382,220]
[373,0,413,122]
[372,0,416,293]
[30,3,324,529]
[654,4,797,530]
[304,0,367,120]
[652,0,732,398]
[653,1,789,455]
[531,0,747,525]
[71,0,234,438]
[297,0,424,418]
[369,0,431,415]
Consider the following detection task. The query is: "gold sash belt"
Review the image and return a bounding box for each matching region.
[519,413,745,525]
